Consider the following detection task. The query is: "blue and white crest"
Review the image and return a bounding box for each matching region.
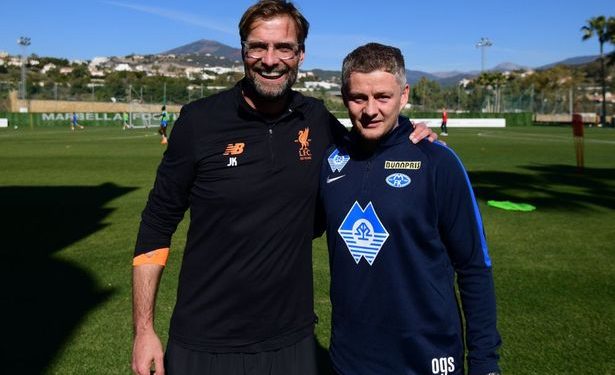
[338,201,389,265]
[327,148,350,173]
[386,173,411,188]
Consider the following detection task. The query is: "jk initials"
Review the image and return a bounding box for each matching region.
[227,157,238,167]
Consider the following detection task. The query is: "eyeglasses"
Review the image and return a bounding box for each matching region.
[241,41,302,60]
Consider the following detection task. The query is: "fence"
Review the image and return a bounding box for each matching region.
[2,79,612,119]
[409,85,613,117]
[0,111,178,128]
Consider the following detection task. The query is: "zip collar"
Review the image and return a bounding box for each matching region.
[234,79,309,123]
[347,116,413,158]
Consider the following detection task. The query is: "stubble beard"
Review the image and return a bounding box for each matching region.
[247,65,298,101]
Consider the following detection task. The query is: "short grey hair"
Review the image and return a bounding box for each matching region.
[341,42,407,94]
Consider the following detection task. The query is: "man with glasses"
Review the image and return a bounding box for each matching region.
[131,2,435,375]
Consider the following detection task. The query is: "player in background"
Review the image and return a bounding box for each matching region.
[70,112,84,131]
[441,107,448,136]
[572,113,584,172]
[123,112,131,130]
[158,106,169,144]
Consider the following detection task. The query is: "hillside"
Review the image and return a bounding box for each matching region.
[164,39,242,61]
[537,55,599,70]
[158,39,604,87]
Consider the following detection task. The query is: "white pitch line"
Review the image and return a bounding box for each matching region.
[93,132,160,141]
[0,131,159,141]
[477,131,615,145]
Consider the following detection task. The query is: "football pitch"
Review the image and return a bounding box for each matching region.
[1,125,614,374]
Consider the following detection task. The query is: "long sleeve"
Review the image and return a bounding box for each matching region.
[435,143,502,375]
[135,106,196,256]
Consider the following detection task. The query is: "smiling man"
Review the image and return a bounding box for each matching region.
[130,2,435,375]
[319,43,502,375]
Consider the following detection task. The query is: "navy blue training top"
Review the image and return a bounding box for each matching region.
[319,117,501,375]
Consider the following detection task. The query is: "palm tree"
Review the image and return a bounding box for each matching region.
[581,16,615,127]
[475,72,509,112]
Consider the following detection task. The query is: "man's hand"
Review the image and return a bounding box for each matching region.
[132,263,165,375]
[410,121,438,143]
[132,329,165,375]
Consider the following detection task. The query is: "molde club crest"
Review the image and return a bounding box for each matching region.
[338,201,389,265]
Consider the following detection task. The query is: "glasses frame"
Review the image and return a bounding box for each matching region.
[241,41,303,61]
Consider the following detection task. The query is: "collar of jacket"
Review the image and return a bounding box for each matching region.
[347,115,413,158]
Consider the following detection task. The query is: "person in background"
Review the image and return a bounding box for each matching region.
[319,42,501,375]
[441,106,448,135]
[123,112,131,130]
[158,106,169,144]
[70,112,84,131]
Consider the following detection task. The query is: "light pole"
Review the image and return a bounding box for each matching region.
[475,37,492,72]
[17,36,31,100]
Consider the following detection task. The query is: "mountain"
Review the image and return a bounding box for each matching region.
[436,73,477,87]
[308,69,340,82]
[493,62,528,71]
[406,70,478,87]
[537,55,599,70]
[431,71,477,79]
[406,70,439,83]
[160,39,477,86]
[158,39,601,85]
[307,69,473,87]
[164,39,242,61]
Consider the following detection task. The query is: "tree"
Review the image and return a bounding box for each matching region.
[475,72,509,112]
[523,66,585,114]
[411,77,442,111]
[581,16,615,126]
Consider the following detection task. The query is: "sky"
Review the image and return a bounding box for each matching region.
[1,0,613,73]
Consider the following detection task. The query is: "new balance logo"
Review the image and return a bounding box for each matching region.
[223,143,245,156]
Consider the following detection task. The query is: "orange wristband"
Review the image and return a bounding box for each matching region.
[133,248,170,267]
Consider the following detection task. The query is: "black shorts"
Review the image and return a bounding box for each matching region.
[164,334,318,375]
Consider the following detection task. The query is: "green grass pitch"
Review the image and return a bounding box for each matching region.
[0,125,614,374]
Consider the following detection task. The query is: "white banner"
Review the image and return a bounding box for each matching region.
[411,118,506,128]
[338,118,506,129]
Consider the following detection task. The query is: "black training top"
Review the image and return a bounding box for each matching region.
[135,79,343,352]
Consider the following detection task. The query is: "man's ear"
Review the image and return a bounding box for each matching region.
[298,50,305,66]
[399,84,410,108]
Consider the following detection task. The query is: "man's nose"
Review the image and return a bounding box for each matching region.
[261,47,280,66]
[364,98,378,117]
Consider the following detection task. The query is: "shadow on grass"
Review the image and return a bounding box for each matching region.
[469,164,615,210]
[316,339,333,374]
[0,183,136,373]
